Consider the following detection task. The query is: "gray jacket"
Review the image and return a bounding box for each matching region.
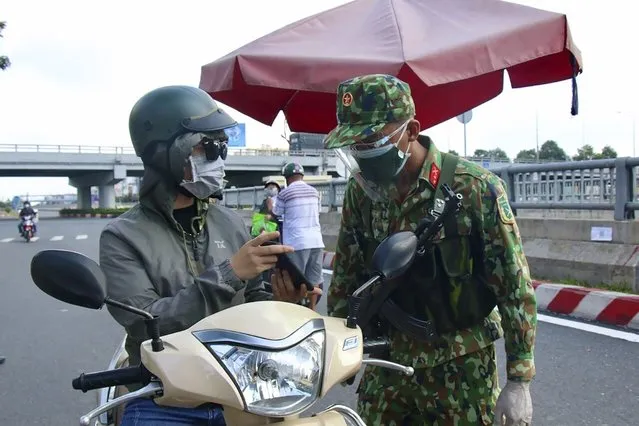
[99,169,272,369]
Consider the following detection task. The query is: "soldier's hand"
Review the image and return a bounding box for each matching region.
[493,381,532,426]
[230,232,293,280]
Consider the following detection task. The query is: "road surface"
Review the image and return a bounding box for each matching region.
[0,218,638,425]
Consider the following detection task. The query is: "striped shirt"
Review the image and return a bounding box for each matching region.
[273,180,324,250]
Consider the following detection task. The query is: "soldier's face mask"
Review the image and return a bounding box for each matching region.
[335,120,411,201]
[179,134,228,200]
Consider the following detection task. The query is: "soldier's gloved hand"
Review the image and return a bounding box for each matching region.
[493,381,532,426]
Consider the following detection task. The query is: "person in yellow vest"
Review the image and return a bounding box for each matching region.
[251,180,281,237]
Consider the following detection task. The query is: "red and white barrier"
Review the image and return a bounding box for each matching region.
[320,251,639,331]
[533,281,639,330]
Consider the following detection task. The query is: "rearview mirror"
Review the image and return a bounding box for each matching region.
[371,231,418,280]
[30,250,107,310]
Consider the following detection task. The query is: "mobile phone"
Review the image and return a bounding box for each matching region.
[261,241,315,292]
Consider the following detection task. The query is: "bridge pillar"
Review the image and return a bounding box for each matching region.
[69,166,126,210]
[77,187,92,209]
[99,185,116,209]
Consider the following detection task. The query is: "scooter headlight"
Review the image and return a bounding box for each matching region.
[208,330,325,417]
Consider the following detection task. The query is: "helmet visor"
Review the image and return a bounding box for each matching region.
[181,107,237,133]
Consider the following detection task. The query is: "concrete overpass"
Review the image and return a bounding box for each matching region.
[0,144,338,208]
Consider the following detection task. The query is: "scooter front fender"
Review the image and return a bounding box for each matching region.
[222,405,365,426]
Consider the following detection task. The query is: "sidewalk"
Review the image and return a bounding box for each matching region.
[320,252,639,331]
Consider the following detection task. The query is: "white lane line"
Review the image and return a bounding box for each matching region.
[321,270,639,342]
[537,314,639,343]
[1,238,14,243]
[76,234,88,240]
[30,237,39,241]
[50,236,64,241]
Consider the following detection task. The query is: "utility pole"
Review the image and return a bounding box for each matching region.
[633,118,636,158]
[456,111,473,157]
[535,110,540,162]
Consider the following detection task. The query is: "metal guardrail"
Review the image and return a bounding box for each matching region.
[0,143,573,162]
[221,157,639,221]
[0,144,137,155]
[0,144,337,157]
[0,143,575,165]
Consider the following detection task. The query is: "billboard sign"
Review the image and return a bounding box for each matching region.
[224,123,246,148]
[11,196,21,210]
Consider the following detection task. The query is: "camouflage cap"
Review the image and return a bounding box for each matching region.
[323,74,415,149]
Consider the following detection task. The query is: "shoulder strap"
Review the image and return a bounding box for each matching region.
[436,152,459,237]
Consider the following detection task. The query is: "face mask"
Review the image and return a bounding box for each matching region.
[180,151,226,200]
[264,188,278,198]
[356,123,411,184]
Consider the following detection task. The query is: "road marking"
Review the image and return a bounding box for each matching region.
[50,236,64,241]
[1,238,14,243]
[537,314,639,343]
[30,237,39,241]
[76,235,88,240]
[321,269,639,342]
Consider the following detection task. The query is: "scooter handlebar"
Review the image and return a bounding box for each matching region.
[72,365,151,393]
[362,337,390,355]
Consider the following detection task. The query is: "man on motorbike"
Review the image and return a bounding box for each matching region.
[99,85,321,426]
[17,201,37,235]
[324,74,536,425]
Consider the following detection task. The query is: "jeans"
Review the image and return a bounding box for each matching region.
[120,398,225,426]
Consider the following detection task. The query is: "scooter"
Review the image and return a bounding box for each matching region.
[20,212,37,242]
[29,230,421,426]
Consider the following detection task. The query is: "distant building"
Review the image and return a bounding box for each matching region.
[115,177,141,199]
[288,132,326,151]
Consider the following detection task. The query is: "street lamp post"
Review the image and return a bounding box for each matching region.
[535,111,540,161]
[633,119,636,157]
[616,111,636,157]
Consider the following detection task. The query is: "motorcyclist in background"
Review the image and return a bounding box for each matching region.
[18,201,37,235]
[99,85,321,426]
[251,180,281,237]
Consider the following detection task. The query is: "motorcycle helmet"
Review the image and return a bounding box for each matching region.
[282,162,304,178]
[128,85,237,185]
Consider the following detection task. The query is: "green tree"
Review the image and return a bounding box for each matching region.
[472,148,509,160]
[448,149,459,156]
[516,149,537,161]
[0,21,10,71]
[488,148,509,161]
[539,140,568,161]
[573,144,595,161]
[594,145,618,159]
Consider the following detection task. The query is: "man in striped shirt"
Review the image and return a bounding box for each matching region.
[273,162,325,308]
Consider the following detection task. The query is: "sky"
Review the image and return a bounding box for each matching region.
[0,0,637,199]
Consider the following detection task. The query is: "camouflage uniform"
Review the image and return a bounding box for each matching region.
[324,75,537,426]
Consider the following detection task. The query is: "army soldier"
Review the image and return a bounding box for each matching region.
[324,74,536,426]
